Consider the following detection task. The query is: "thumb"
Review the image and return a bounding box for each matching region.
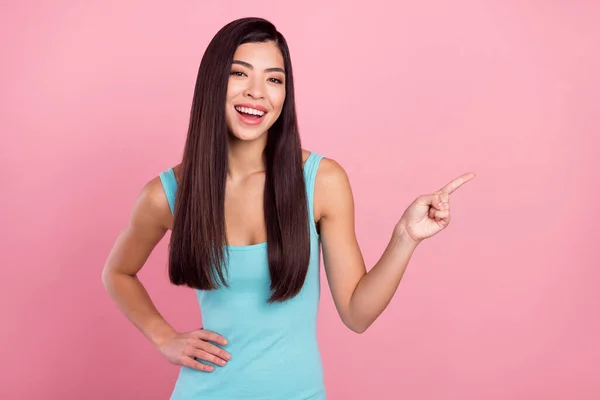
[415,193,436,206]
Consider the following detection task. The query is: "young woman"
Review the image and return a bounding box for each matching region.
[102,17,474,400]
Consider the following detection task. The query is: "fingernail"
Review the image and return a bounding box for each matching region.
[219,359,227,366]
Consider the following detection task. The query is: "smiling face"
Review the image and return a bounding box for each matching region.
[225,41,287,142]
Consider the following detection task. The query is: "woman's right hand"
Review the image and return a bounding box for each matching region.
[157,328,231,372]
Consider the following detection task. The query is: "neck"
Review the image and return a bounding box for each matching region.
[227,134,267,181]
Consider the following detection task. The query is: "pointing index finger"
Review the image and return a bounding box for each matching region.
[440,172,476,194]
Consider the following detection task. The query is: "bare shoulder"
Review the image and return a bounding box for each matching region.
[301,149,347,180]
[131,174,174,232]
[311,155,353,222]
[316,157,348,182]
[102,172,175,276]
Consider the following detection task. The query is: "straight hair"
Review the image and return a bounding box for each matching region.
[168,17,310,303]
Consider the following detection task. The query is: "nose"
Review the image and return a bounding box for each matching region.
[243,76,265,99]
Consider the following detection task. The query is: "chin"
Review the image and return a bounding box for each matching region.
[226,112,275,142]
[228,127,267,142]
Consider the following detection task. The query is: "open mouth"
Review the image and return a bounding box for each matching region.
[234,105,267,125]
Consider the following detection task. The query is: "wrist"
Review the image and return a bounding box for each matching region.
[147,320,177,349]
[392,224,421,250]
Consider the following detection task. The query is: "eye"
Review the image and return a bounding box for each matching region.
[230,71,246,77]
[268,77,283,84]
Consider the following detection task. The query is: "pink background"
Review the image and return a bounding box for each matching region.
[2,1,599,399]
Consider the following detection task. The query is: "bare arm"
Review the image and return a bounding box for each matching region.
[317,159,419,334]
[101,177,176,348]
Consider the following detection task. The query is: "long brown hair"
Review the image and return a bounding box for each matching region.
[168,17,310,303]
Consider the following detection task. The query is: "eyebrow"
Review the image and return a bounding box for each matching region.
[232,60,285,73]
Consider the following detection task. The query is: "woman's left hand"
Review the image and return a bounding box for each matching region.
[394,172,476,245]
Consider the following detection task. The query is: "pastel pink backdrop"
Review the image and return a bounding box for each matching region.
[1,1,599,399]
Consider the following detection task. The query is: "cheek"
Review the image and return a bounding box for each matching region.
[269,87,286,113]
[226,79,243,101]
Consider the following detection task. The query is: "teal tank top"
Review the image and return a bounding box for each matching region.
[159,152,326,400]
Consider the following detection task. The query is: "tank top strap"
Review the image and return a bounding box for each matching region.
[303,152,324,229]
[159,168,178,214]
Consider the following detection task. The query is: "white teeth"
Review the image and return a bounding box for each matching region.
[235,106,265,117]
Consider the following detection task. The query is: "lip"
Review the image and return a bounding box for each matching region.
[234,104,266,126]
[234,103,268,113]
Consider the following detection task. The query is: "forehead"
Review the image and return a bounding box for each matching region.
[232,41,284,69]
